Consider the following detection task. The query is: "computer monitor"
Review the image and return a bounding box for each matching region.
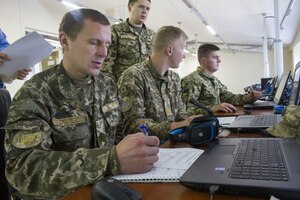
[273,71,291,105]
[289,61,300,106]
[261,77,273,91]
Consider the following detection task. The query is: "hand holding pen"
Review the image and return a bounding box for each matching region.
[139,124,150,136]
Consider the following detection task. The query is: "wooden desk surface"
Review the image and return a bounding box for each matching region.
[62,108,274,200]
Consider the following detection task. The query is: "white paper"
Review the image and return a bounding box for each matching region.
[0,31,53,77]
[154,148,203,169]
[217,116,237,125]
[112,148,203,182]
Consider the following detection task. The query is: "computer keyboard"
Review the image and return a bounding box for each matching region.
[230,139,289,181]
[250,115,277,126]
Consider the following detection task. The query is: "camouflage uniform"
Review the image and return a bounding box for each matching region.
[5,64,122,199]
[118,58,188,140]
[182,66,254,115]
[100,18,154,81]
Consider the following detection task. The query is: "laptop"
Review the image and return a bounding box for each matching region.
[244,71,291,109]
[289,61,300,106]
[222,114,282,131]
[180,133,300,199]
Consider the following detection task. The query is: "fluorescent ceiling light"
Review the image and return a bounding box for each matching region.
[61,0,84,9]
[206,25,216,35]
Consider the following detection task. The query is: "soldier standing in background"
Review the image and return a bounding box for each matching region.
[5,8,159,199]
[100,0,154,81]
[181,43,261,115]
[118,26,199,140]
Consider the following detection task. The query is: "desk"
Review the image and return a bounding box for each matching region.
[62,108,274,200]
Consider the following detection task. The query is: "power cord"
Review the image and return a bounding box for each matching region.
[209,185,219,200]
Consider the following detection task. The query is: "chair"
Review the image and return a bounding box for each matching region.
[0,89,11,200]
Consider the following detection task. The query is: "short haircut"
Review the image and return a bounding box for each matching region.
[128,0,151,7]
[197,43,220,59]
[152,26,188,53]
[59,8,110,41]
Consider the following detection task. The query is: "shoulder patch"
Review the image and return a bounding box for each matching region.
[119,85,130,96]
[12,131,43,149]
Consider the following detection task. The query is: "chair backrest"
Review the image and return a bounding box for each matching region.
[0,89,11,127]
[0,89,11,199]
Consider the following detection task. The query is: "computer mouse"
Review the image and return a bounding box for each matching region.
[92,178,142,200]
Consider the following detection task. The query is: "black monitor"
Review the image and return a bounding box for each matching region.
[289,61,300,106]
[261,77,273,91]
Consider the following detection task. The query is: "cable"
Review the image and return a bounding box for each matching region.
[209,185,219,200]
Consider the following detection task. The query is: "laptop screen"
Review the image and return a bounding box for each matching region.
[289,73,300,106]
[273,71,291,104]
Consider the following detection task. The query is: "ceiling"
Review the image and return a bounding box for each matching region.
[71,0,300,53]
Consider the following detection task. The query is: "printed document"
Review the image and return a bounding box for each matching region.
[0,31,53,81]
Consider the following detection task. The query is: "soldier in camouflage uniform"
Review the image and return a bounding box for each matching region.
[4,9,159,199]
[100,0,154,82]
[118,26,199,140]
[182,43,261,115]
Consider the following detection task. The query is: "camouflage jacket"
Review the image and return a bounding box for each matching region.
[117,58,188,140]
[5,64,122,199]
[182,66,253,115]
[100,18,154,81]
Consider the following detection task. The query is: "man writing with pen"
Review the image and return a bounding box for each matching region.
[118,26,200,140]
[181,43,261,115]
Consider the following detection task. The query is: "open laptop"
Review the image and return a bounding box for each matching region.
[289,61,300,106]
[244,71,291,109]
[222,114,282,131]
[180,132,300,199]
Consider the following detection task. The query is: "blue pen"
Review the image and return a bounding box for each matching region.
[139,124,149,136]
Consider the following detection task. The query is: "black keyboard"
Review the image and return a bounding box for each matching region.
[230,139,289,181]
[250,115,277,126]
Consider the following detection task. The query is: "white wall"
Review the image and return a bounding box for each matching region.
[0,0,67,97]
[0,0,297,96]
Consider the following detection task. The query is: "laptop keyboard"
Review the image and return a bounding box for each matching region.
[250,115,277,126]
[230,139,289,181]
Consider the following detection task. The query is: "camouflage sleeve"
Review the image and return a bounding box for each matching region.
[218,82,249,105]
[5,88,120,199]
[181,76,208,115]
[174,74,189,120]
[118,70,170,140]
[100,26,118,81]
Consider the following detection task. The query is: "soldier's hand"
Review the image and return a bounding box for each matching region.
[116,133,159,174]
[0,52,10,66]
[249,90,262,101]
[211,103,237,113]
[16,68,32,80]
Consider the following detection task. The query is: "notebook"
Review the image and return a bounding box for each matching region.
[244,71,291,109]
[112,148,203,182]
[222,114,282,131]
[180,133,300,199]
